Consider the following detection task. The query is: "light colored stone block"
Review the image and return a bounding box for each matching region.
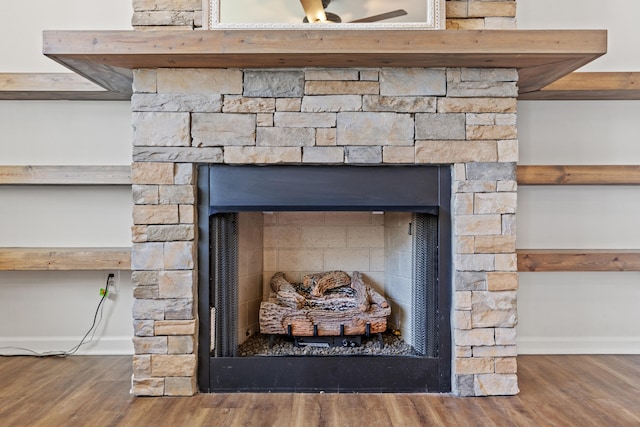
[456,254,495,271]
[168,336,194,354]
[337,112,414,146]
[163,241,195,270]
[165,299,194,320]
[256,113,273,127]
[133,0,202,12]
[302,95,362,112]
[133,205,179,225]
[456,357,494,375]
[223,96,275,113]
[363,96,436,113]
[455,215,502,236]
[305,69,359,81]
[344,146,382,164]
[224,147,301,163]
[132,11,194,27]
[454,328,495,347]
[416,141,497,163]
[133,336,168,354]
[474,374,519,396]
[274,112,336,128]
[467,125,517,141]
[379,69,446,96]
[159,271,195,299]
[469,2,517,18]
[164,377,197,396]
[132,162,174,185]
[415,114,466,140]
[316,128,337,146]
[383,146,415,163]
[438,97,517,114]
[192,113,256,147]
[300,226,347,248]
[132,93,222,112]
[133,69,157,93]
[302,147,344,163]
[495,253,518,271]
[305,81,379,95]
[474,235,516,254]
[131,377,164,397]
[133,354,152,376]
[257,127,315,147]
[495,328,518,346]
[157,69,242,94]
[244,70,304,97]
[276,98,302,112]
[133,112,190,147]
[151,354,196,377]
[456,235,475,254]
[495,357,518,374]
[159,185,195,205]
[471,291,517,328]
[454,310,472,329]
[359,70,379,81]
[487,272,518,291]
[155,319,197,336]
[133,185,159,205]
[132,298,165,321]
[179,205,195,224]
[455,291,472,310]
[456,272,487,291]
[133,147,224,163]
[132,243,164,271]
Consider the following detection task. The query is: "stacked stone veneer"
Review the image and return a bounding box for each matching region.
[129,66,519,396]
[130,1,516,30]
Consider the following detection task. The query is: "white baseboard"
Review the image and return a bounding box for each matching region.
[0,336,133,356]
[517,336,640,355]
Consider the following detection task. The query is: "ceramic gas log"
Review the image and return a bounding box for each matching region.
[260,271,391,337]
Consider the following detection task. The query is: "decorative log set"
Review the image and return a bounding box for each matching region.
[259,271,391,337]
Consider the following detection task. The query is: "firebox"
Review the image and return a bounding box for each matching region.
[197,165,452,392]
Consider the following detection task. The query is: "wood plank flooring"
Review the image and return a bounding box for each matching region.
[0,355,639,426]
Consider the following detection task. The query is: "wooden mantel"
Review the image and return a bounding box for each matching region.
[42,29,607,96]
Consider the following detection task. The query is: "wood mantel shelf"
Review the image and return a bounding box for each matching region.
[0,247,131,271]
[0,165,132,185]
[517,249,640,272]
[0,73,130,101]
[42,29,607,96]
[518,72,640,100]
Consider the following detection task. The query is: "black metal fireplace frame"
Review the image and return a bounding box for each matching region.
[197,165,452,393]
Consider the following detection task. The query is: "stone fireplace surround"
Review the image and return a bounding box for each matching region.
[130,66,519,396]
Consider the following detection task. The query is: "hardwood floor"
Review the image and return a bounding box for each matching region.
[1,355,639,426]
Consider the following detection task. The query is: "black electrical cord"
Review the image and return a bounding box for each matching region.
[0,275,112,358]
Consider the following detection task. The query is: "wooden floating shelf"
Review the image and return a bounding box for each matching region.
[42,29,607,96]
[517,165,640,186]
[519,72,640,100]
[517,249,640,272]
[0,165,131,185]
[0,247,131,271]
[0,73,130,101]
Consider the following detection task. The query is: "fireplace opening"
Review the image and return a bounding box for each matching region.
[198,165,452,392]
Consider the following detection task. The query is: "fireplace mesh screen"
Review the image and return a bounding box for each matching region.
[210,213,238,357]
[412,213,439,358]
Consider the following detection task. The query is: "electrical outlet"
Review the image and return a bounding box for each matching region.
[105,271,120,294]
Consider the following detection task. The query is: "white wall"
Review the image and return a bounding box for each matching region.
[0,0,134,355]
[517,0,640,353]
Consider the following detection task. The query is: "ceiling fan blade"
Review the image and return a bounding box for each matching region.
[349,9,408,24]
[300,0,328,23]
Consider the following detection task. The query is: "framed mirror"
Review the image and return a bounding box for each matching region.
[204,0,445,30]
